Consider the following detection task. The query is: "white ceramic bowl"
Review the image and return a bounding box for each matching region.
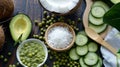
[16,38,48,67]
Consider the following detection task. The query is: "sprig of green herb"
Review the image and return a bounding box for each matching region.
[14,33,23,46]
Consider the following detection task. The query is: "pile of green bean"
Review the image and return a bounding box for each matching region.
[0,51,12,63]
[19,42,45,67]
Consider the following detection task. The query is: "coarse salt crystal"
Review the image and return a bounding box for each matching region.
[48,26,73,49]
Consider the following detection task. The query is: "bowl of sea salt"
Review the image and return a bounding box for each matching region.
[45,22,75,51]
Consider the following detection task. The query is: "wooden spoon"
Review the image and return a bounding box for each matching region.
[83,0,117,55]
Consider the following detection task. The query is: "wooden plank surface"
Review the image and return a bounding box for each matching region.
[0,0,86,67]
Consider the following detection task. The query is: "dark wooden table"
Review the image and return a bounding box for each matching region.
[0,0,86,67]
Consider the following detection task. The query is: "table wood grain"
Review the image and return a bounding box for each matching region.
[0,0,86,67]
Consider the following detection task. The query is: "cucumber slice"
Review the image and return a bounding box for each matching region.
[89,23,107,33]
[69,48,79,60]
[93,57,103,67]
[79,58,89,67]
[89,13,104,25]
[93,61,101,67]
[76,45,88,56]
[84,52,98,66]
[75,34,88,46]
[111,0,120,4]
[99,57,103,66]
[88,42,98,52]
[91,6,105,18]
[78,31,87,36]
[92,1,110,12]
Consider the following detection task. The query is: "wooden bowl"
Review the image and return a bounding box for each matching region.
[45,22,75,51]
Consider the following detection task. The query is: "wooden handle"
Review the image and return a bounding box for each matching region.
[101,40,117,55]
[86,27,117,55]
[96,37,117,55]
[83,0,117,55]
[83,0,93,27]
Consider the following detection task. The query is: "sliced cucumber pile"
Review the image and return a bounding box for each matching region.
[88,1,110,33]
[69,31,103,67]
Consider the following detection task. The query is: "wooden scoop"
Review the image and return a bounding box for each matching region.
[83,0,117,55]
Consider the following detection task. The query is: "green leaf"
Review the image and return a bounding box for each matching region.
[103,3,120,31]
[117,49,120,53]
[14,33,23,46]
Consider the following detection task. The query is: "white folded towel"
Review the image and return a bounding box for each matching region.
[101,28,120,67]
